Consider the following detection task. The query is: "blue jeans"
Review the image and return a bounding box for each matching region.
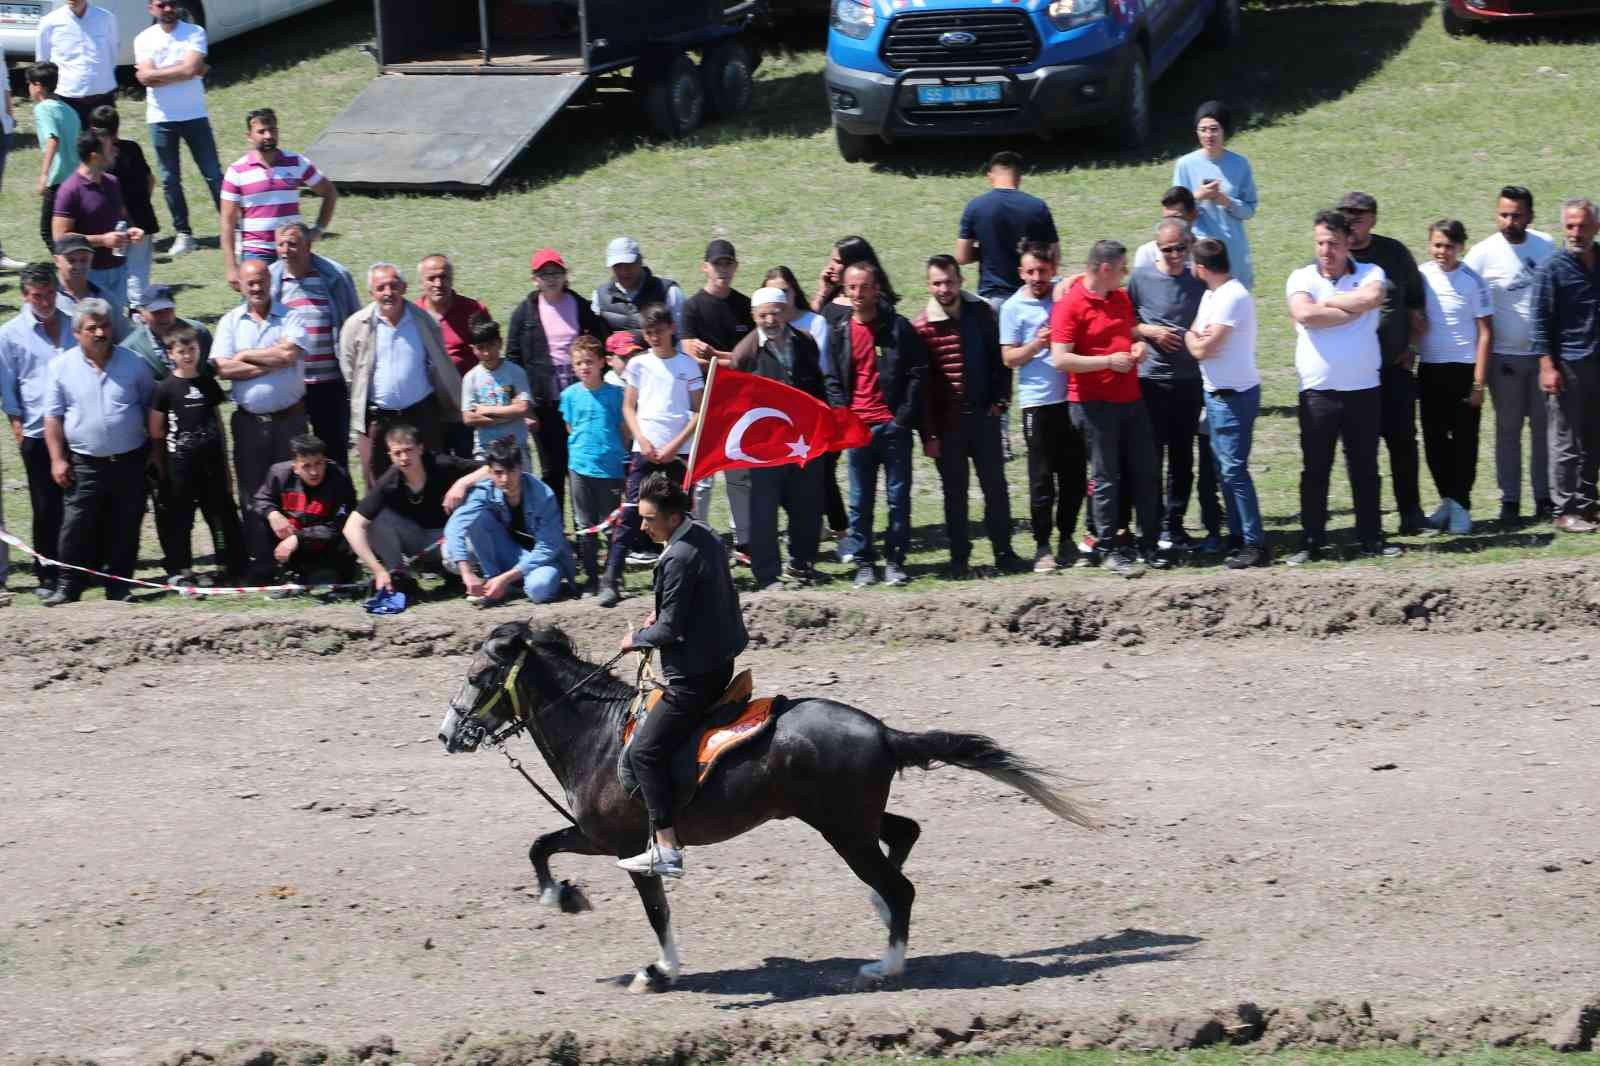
[1204,385,1264,548]
[149,117,222,236]
[843,422,912,565]
[459,519,571,604]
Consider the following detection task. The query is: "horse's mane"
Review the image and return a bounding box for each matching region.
[522,623,636,714]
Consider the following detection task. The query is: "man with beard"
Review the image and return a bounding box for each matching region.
[220,108,337,290]
[133,0,221,258]
[1532,199,1600,533]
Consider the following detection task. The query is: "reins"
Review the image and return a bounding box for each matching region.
[479,645,634,827]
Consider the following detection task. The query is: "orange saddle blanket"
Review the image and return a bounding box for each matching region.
[620,669,778,792]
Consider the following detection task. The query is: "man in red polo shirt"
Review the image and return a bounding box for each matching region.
[1050,239,1167,576]
[415,253,488,457]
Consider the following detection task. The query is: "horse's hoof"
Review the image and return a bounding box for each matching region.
[539,885,562,909]
[558,881,592,913]
[628,963,675,994]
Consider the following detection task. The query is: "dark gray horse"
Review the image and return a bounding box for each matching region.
[438,622,1097,992]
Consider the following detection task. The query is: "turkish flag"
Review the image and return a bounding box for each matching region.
[685,367,872,485]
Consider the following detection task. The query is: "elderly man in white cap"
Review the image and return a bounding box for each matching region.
[590,235,685,339]
[728,285,831,589]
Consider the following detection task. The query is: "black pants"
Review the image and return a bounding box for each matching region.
[530,399,569,526]
[570,472,623,581]
[62,92,117,130]
[1142,377,1203,535]
[367,398,441,482]
[154,440,248,576]
[604,453,687,581]
[630,662,735,831]
[40,186,60,253]
[934,410,1013,564]
[58,446,148,598]
[747,460,824,585]
[822,451,848,532]
[245,520,359,584]
[1196,430,1225,540]
[1298,386,1383,547]
[304,379,350,476]
[1418,362,1482,506]
[1070,399,1161,553]
[1021,402,1087,551]
[18,435,64,587]
[1380,364,1423,522]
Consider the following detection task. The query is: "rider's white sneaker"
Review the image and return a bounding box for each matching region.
[617,844,684,879]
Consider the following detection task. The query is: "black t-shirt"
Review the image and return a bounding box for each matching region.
[355,451,481,530]
[151,373,224,453]
[682,289,753,353]
[1348,233,1424,366]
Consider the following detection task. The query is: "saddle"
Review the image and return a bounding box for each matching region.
[617,669,781,811]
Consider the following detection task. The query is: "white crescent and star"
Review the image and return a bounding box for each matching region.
[724,407,810,464]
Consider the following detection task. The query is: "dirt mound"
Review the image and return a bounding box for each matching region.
[7,559,1599,687]
[56,999,1594,1066]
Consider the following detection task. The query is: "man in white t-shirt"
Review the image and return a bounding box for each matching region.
[134,0,220,259]
[1463,185,1557,522]
[1185,237,1264,569]
[1284,208,1396,564]
[35,0,117,126]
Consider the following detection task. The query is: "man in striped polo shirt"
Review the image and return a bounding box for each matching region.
[219,108,337,293]
[271,221,359,475]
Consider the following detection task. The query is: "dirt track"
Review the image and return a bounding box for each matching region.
[4,567,1600,1065]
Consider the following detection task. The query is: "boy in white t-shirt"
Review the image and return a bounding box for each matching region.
[1185,237,1265,569]
[1418,219,1493,535]
[598,303,703,607]
[133,0,221,257]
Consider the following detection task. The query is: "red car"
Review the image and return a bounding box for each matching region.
[1443,0,1600,34]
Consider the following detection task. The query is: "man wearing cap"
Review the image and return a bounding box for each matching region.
[1340,191,1429,534]
[505,247,609,523]
[53,234,129,343]
[125,283,213,380]
[41,297,154,606]
[682,237,755,541]
[271,222,360,473]
[415,252,489,458]
[592,236,685,338]
[341,262,463,485]
[731,286,829,589]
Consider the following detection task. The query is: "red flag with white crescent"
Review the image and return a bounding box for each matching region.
[685,367,871,485]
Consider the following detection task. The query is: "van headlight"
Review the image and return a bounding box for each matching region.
[831,0,876,39]
[1047,0,1107,29]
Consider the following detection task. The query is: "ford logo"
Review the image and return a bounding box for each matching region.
[939,30,978,47]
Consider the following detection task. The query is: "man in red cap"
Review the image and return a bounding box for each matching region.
[414,252,488,457]
[504,247,610,523]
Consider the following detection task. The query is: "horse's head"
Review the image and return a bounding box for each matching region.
[439,622,567,753]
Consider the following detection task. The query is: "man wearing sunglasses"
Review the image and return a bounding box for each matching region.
[134,0,220,260]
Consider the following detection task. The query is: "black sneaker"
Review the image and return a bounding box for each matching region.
[1102,551,1145,577]
[1142,551,1171,571]
[1396,512,1429,537]
[596,582,622,608]
[1360,541,1404,559]
[1534,499,1556,521]
[947,559,972,581]
[39,587,78,607]
[1499,501,1520,523]
[1285,546,1321,567]
[993,551,1031,575]
[1225,545,1270,570]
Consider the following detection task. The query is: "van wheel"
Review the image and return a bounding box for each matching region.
[643,53,706,138]
[835,121,880,163]
[1441,2,1474,35]
[702,40,755,118]
[1203,0,1240,46]
[1111,49,1149,149]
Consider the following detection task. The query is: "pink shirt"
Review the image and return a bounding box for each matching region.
[220,150,322,259]
[538,293,580,392]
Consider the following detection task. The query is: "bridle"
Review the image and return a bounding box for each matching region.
[459,640,632,827]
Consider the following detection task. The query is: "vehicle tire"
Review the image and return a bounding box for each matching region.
[642,52,706,139]
[1111,48,1149,149]
[702,40,755,118]
[1440,1,1473,35]
[835,120,880,163]
[1202,0,1240,46]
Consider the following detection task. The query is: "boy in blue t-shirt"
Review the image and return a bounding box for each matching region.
[460,315,533,466]
[559,335,626,593]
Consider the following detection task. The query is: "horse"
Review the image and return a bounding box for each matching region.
[438,621,1098,993]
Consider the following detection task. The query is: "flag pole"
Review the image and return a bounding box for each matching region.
[682,356,719,489]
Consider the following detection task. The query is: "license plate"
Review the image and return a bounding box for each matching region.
[916,83,1001,106]
[0,2,41,24]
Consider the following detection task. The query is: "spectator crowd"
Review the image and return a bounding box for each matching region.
[3,2,1599,609]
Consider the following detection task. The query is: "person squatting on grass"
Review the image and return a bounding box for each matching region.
[443,435,575,607]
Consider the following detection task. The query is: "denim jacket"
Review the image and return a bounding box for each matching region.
[443,473,575,579]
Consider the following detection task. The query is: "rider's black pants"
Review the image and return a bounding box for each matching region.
[630,662,735,832]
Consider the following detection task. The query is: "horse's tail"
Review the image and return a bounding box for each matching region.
[885,727,1101,830]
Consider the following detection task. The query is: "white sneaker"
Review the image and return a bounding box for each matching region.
[169,233,199,258]
[617,844,684,879]
[1424,499,1452,529]
[0,253,26,271]
[1448,499,1473,535]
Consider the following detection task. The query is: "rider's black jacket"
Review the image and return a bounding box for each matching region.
[631,519,748,682]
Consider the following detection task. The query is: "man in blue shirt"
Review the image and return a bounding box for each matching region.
[41,297,155,605]
[443,437,574,605]
[956,151,1059,314]
[0,262,75,595]
[1534,197,1600,532]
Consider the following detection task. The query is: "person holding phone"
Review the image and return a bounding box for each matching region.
[1173,100,1257,290]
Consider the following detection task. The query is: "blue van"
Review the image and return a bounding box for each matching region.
[825,0,1238,160]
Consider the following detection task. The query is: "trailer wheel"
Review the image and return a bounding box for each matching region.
[1440,1,1474,35]
[643,52,706,139]
[834,120,880,163]
[702,40,755,118]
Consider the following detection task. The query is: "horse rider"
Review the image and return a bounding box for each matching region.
[617,471,749,878]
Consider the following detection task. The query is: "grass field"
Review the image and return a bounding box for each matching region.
[4,0,1600,605]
